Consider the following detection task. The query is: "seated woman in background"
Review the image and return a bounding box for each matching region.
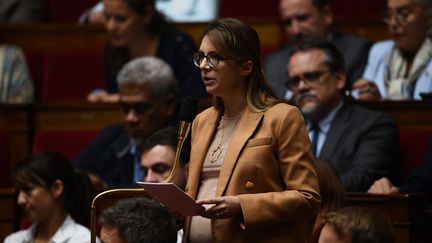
[353,0,432,100]
[87,0,207,103]
[4,151,97,243]
[0,44,34,104]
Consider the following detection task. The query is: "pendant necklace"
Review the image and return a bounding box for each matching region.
[209,115,241,163]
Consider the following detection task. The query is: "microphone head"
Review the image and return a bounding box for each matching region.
[179,97,198,122]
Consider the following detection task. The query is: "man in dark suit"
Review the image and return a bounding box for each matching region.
[74,57,178,187]
[368,141,432,197]
[265,0,372,99]
[287,40,399,192]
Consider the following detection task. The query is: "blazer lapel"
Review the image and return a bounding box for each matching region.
[216,108,263,197]
[188,109,220,198]
[320,104,350,159]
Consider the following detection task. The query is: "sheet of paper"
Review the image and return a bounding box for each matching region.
[136,182,204,216]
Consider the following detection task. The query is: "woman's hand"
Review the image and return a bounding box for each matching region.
[352,79,381,101]
[197,196,242,219]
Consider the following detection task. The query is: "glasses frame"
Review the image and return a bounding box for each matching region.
[285,69,330,89]
[118,101,154,114]
[193,51,237,68]
[382,4,419,25]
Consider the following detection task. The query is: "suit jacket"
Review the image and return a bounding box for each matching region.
[265,32,372,98]
[362,40,432,100]
[0,0,46,22]
[73,124,136,188]
[318,103,399,192]
[184,104,320,243]
[399,141,432,194]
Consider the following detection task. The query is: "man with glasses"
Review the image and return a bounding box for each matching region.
[287,40,399,192]
[265,0,372,99]
[354,0,432,100]
[74,57,178,188]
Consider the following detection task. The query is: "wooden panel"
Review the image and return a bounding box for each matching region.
[347,193,426,243]
[0,188,17,242]
[33,101,123,131]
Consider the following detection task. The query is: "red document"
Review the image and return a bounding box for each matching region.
[136,182,204,216]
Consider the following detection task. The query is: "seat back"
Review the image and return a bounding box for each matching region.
[90,188,151,243]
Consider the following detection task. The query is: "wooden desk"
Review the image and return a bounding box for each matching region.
[347,192,427,243]
[0,188,17,242]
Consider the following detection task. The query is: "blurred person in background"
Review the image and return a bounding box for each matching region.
[75,57,178,188]
[5,151,97,243]
[265,0,371,100]
[86,0,206,103]
[354,0,432,100]
[0,44,34,104]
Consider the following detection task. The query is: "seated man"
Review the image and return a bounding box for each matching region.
[368,141,432,199]
[287,40,399,191]
[100,197,177,243]
[74,56,178,187]
[140,127,189,190]
[354,0,432,100]
[265,0,371,99]
[319,206,394,243]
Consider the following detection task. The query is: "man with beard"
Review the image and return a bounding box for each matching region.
[74,57,178,188]
[287,41,399,192]
[265,0,372,99]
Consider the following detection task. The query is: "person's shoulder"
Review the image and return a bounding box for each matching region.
[333,31,371,45]
[161,29,196,46]
[196,106,217,119]
[370,40,394,52]
[345,103,395,123]
[264,102,301,116]
[265,46,292,63]
[4,229,30,243]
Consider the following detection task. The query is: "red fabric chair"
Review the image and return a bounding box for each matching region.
[399,127,432,180]
[47,0,100,22]
[41,50,105,100]
[32,130,100,161]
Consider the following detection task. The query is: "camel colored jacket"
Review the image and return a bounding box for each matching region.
[184,103,321,243]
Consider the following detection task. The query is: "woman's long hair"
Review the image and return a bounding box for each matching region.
[13,151,93,226]
[201,18,279,112]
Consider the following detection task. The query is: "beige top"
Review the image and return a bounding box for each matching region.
[189,115,240,243]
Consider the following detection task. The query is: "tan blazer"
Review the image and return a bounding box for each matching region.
[184,103,321,243]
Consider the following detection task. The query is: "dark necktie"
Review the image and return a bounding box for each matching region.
[311,123,320,157]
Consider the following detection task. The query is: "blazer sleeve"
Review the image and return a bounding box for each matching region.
[237,106,320,232]
[339,112,399,192]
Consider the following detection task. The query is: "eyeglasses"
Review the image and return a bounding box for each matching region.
[285,70,329,89]
[382,4,418,25]
[193,51,235,68]
[141,163,171,177]
[119,101,153,114]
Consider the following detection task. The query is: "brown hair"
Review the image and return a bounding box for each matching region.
[200,18,279,111]
[321,206,395,243]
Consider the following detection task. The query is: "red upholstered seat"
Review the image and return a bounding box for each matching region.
[399,127,432,180]
[41,50,105,100]
[47,0,100,22]
[32,130,100,161]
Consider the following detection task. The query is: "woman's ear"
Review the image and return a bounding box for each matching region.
[240,60,253,76]
[51,179,64,199]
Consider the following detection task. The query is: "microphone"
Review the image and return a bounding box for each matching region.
[162,97,198,183]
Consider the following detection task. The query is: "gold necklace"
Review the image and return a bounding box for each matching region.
[209,115,241,163]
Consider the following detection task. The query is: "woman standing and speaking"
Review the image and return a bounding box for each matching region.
[184,18,320,242]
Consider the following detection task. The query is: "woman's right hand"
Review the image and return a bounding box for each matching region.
[352,79,381,101]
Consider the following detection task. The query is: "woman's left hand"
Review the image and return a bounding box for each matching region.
[197,196,242,219]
